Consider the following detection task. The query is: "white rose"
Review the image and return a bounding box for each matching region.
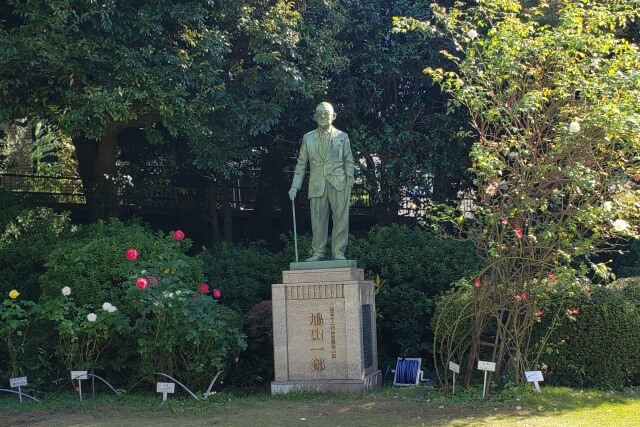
[61,286,72,296]
[108,305,117,313]
[569,121,580,133]
[87,313,97,322]
[603,201,612,212]
[467,29,478,40]
[102,302,113,312]
[613,219,629,232]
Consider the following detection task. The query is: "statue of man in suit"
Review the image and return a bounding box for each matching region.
[289,102,355,261]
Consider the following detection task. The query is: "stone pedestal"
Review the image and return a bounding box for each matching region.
[271,262,381,394]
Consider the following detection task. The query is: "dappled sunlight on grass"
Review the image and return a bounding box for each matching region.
[0,385,639,426]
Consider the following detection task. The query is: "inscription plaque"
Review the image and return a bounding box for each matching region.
[362,304,373,369]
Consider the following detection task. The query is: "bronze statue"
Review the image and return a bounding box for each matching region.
[289,102,355,261]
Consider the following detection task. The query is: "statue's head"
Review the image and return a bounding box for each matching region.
[314,102,336,129]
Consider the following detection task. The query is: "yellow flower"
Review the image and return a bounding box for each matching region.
[9,289,20,299]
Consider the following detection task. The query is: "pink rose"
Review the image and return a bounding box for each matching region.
[549,273,557,282]
[572,308,579,315]
[213,288,221,299]
[521,293,528,300]
[136,277,148,290]
[584,284,591,292]
[474,278,481,288]
[514,228,523,239]
[198,283,210,294]
[501,218,509,225]
[515,295,522,301]
[173,230,185,241]
[534,310,544,317]
[126,248,139,261]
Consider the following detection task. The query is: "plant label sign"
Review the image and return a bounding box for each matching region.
[525,370,544,393]
[71,371,88,380]
[10,377,28,388]
[10,376,28,403]
[157,382,175,402]
[477,360,496,398]
[477,361,496,372]
[71,370,88,401]
[448,361,460,395]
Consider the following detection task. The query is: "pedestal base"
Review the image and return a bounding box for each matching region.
[271,265,380,395]
[271,370,381,394]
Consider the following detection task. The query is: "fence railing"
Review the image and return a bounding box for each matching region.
[0,173,427,217]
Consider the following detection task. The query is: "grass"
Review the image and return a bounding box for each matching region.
[1,384,639,426]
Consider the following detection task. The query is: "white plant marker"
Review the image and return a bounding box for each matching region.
[477,360,496,398]
[525,370,544,393]
[156,382,175,402]
[71,371,88,401]
[10,376,28,403]
[448,361,460,395]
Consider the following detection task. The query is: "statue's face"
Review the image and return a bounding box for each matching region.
[314,103,335,128]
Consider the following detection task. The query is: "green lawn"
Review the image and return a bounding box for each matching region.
[1,384,638,426]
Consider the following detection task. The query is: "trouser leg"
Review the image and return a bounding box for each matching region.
[309,190,330,257]
[328,184,350,258]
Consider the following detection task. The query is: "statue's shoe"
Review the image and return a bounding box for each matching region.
[305,255,325,262]
[333,254,346,260]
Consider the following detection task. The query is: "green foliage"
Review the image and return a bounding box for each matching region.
[348,224,481,367]
[0,296,38,378]
[199,241,290,387]
[200,242,287,315]
[431,286,476,387]
[538,281,640,388]
[400,0,640,380]
[35,220,246,390]
[0,190,71,300]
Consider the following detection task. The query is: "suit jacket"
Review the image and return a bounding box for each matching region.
[291,126,355,199]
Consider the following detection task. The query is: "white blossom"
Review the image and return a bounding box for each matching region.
[61,286,72,296]
[102,302,117,313]
[613,219,629,232]
[603,201,612,212]
[569,121,581,133]
[87,313,97,322]
[467,29,478,40]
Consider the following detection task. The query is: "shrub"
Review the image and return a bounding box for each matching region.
[37,220,246,390]
[348,224,481,368]
[538,281,640,388]
[0,190,71,300]
[200,242,286,315]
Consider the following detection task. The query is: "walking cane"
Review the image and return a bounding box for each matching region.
[292,198,299,262]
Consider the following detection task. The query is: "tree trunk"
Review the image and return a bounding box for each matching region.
[206,183,221,245]
[252,150,284,243]
[221,179,233,242]
[73,132,119,222]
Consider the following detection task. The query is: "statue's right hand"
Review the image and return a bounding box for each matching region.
[288,188,298,201]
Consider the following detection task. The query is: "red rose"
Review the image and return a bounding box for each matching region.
[136,277,148,290]
[213,288,221,299]
[173,230,185,241]
[474,278,481,288]
[126,248,139,261]
[572,308,579,315]
[198,283,210,294]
